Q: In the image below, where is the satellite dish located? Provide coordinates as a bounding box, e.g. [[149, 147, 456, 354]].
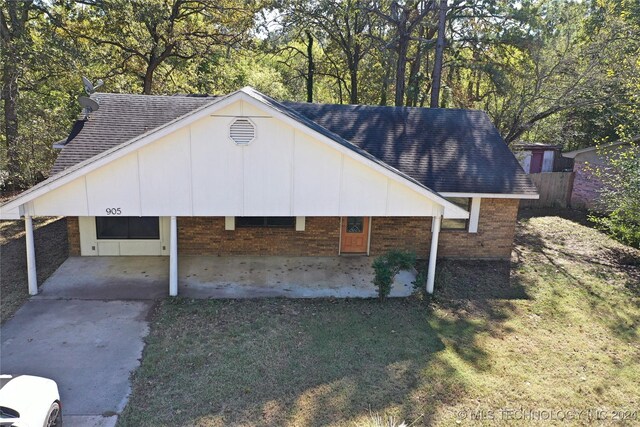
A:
[[78, 96, 99, 119], [82, 76, 104, 94]]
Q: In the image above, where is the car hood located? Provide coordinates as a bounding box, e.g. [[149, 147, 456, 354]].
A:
[[0, 375, 59, 416]]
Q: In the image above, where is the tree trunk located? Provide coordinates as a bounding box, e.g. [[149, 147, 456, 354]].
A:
[[142, 63, 156, 95], [430, 0, 447, 108], [380, 49, 394, 106], [349, 44, 360, 104], [406, 26, 426, 107], [2, 57, 21, 189], [394, 35, 410, 106], [306, 30, 314, 102]]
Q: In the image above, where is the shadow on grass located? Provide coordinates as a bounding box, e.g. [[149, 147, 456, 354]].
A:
[[118, 296, 506, 426], [0, 218, 69, 324], [515, 214, 640, 343]]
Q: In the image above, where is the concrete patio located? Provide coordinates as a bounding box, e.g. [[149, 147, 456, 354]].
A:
[[35, 256, 417, 300]]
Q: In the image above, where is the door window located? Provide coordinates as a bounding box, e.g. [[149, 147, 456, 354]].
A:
[[346, 217, 364, 233]]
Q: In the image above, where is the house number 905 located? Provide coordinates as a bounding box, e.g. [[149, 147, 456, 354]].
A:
[[106, 208, 122, 215]]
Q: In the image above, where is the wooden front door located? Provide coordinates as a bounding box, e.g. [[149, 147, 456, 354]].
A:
[[340, 217, 369, 254]]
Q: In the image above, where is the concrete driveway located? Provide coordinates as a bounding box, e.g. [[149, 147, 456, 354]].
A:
[[1, 298, 152, 426], [1, 254, 414, 426]]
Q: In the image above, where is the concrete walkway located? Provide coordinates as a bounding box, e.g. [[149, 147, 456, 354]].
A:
[[35, 255, 416, 300]]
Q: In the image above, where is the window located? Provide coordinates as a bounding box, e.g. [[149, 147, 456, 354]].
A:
[[235, 217, 295, 228], [96, 217, 160, 239], [441, 198, 470, 230], [346, 217, 364, 233]]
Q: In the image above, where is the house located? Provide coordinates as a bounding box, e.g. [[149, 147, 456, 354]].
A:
[[0, 87, 538, 297], [513, 143, 572, 174], [563, 138, 638, 209]]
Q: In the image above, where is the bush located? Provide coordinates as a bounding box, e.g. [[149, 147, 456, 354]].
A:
[[372, 250, 416, 301]]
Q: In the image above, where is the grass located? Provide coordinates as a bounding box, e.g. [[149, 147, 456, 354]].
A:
[[119, 210, 639, 426], [0, 217, 68, 323]]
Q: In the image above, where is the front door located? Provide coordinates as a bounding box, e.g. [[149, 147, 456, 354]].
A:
[[340, 217, 369, 254], [530, 151, 544, 173]]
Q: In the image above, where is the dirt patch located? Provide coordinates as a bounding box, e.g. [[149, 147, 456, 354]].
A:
[[1, 217, 69, 323]]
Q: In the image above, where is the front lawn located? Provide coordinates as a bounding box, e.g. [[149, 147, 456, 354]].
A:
[[119, 211, 639, 426], [0, 217, 69, 324]]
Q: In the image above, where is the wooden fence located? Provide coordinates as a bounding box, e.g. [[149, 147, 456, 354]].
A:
[[520, 172, 575, 208]]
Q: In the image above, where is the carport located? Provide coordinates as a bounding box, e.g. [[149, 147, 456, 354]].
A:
[[36, 255, 417, 299]]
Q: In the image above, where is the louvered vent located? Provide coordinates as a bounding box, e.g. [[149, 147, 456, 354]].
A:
[[229, 118, 255, 145]]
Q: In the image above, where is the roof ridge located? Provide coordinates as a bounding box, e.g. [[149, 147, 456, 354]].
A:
[[282, 100, 488, 114], [92, 92, 219, 99]]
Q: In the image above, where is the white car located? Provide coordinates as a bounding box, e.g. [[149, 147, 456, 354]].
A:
[[0, 375, 62, 427]]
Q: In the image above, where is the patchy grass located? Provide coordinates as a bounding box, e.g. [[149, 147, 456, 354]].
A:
[[119, 211, 639, 426], [0, 217, 69, 323]]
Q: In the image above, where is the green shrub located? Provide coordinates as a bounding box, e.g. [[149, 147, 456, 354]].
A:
[[372, 250, 416, 301], [587, 141, 640, 249]]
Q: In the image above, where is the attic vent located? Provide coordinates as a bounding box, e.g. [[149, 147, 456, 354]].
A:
[[229, 118, 255, 145]]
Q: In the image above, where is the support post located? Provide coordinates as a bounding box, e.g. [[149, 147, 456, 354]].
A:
[[426, 215, 441, 294], [25, 215, 38, 295], [169, 216, 178, 296]]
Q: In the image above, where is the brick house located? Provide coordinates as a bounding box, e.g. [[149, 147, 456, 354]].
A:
[[0, 87, 537, 296], [563, 139, 637, 209]]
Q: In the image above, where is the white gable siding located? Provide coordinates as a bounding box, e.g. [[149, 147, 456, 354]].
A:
[[138, 127, 192, 215], [31, 177, 88, 216], [292, 131, 342, 214], [24, 99, 447, 218], [85, 153, 140, 217]]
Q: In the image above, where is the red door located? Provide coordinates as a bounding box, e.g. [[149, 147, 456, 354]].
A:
[[530, 151, 544, 173], [340, 217, 369, 254]]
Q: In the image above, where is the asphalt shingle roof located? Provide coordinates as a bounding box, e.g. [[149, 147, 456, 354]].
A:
[[51, 92, 537, 195], [51, 93, 218, 174]]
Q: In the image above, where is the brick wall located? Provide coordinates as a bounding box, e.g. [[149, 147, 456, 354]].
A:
[[178, 217, 341, 256], [67, 198, 519, 259], [67, 216, 81, 256], [571, 161, 602, 209], [439, 198, 519, 259], [369, 199, 519, 260], [369, 217, 432, 256]]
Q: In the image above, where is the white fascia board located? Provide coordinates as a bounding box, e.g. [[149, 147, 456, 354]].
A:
[[439, 192, 540, 200], [0, 92, 244, 214], [237, 90, 468, 219], [0, 204, 21, 219]]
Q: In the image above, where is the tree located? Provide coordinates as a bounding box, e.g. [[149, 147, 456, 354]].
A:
[[71, 0, 256, 95], [370, 0, 436, 106], [274, 0, 375, 104], [1, 0, 38, 189]]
